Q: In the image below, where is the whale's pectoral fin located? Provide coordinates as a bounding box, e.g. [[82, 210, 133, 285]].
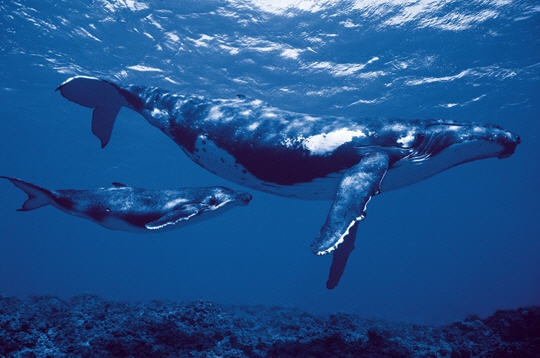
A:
[[312, 151, 389, 256], [145, 204, 203, 230], [56, 76, 134, 148], [326, 221, 359, 289]]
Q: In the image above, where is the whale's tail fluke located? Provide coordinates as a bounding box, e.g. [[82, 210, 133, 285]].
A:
[[56, 76, 141, 148], [0, 176, 53, 211]]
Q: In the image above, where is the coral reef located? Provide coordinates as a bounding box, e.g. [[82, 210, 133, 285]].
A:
[[0, 295, 538, 357]]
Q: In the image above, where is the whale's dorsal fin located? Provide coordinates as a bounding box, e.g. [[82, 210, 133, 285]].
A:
[[112, 182, 127, 188], [145, 204, 202, 230], [312, 151, 389, 256]]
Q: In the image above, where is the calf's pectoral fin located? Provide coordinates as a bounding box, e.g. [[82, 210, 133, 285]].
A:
[[145, 205, 202, 230], [312, 151, 389, 254]]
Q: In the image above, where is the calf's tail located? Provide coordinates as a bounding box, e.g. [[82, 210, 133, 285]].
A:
[[0, 176, 53, 211]]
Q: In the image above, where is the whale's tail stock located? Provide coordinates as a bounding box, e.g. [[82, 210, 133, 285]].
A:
[[56, 76, 141, 148]]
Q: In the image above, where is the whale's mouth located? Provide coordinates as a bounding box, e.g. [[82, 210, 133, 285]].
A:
[[237, 192, 253, 205]]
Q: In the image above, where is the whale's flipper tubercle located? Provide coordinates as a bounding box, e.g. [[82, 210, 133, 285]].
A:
[[312, 151, 389, 256], [56, 76, 136, 148], [0, 176, 53, 211]]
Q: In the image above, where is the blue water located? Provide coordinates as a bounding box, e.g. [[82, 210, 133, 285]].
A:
[[1, 0, 538, 325]]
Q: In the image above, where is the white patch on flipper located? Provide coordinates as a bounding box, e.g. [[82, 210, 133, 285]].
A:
[[315, 196, 369, 256], [315, 218, 359, 255], [315, 161, 387, 255], [145, 213, 194, 231]]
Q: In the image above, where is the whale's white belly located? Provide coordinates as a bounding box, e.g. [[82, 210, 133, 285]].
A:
[[189, 136, 341, 200]]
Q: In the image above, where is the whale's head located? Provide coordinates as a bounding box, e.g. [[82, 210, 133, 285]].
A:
[[182, 187, 252, 225], [203, 187, 252, 210], [417, 122, 520, 162], [488, 126, 520, 159], [382, 121, 520, 191]]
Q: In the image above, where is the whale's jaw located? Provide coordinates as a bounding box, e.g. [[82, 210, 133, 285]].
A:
[[381, 124, 520, 192]]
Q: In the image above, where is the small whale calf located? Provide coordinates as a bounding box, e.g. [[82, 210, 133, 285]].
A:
[[1, 176, 251, 232], [57, 76, 520, 288]]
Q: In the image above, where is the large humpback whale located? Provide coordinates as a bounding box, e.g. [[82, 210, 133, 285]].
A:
[[1, 176, 251, 232], [57, 76, 520, 288]]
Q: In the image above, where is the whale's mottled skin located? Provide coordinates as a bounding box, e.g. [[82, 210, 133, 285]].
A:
[[57, 76, 520, 288], [1, 176, 251, 232]]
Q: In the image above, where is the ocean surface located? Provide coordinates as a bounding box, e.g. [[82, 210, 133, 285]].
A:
[[0, 0, 538, 325]]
